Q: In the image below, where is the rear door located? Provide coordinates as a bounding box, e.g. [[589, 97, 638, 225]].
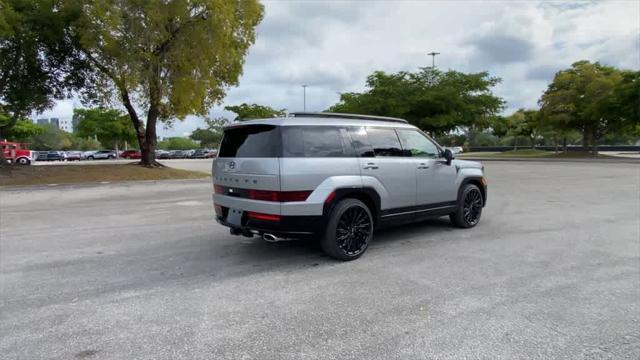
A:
[[349, 126, 417, 212]]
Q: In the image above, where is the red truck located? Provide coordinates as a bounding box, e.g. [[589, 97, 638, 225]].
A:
[[1, 140, 37, 165]]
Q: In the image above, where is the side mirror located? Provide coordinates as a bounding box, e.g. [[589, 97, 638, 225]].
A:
[[443, 148, 454, 165]]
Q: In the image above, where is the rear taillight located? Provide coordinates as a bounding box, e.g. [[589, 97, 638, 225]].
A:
[[278, 191, 313, 202], [214, 185, 312, 202], [248, 189, 280, 202], [247, 211, 281, 222]]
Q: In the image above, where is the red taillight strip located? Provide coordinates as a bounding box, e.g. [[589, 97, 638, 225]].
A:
[[247, 211, 281, 221], [214, 185, 312, 202]]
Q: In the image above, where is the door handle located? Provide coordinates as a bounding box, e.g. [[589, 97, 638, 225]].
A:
[[363, 162, 379, 170], [417, 163, 429, 169]]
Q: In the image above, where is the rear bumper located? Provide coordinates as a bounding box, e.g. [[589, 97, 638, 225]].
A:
[[215, 206, 325, 239]]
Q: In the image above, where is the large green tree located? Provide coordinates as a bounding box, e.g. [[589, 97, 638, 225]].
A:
[[29, 124, 72, 150], [329, 67, 505, 135], [68, 0, 264, 166], [74, 108, 136, 150], [539, 61, 637, 154], [225, 103, 286, 121], [0, 0, 89, 140], [504, 109, 543, 150]]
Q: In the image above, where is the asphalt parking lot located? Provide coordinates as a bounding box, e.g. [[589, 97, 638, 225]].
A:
[[1, 161, 639, 359]]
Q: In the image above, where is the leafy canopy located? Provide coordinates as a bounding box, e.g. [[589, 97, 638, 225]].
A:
[[0, 0, 89, 134], [71, 0, 264, 121], [74, 108, 136, 149], [157, 137, 200, 150], [329, 68, 505, 134], [190, 117, 227, 148], [539, 61, 638, 143], [225, 103, 286, 121]]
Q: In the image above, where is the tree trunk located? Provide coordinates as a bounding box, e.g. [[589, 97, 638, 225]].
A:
[[141, 63, 161, 167], [514, 137, 518, 151], [591, 132, 599, 155], [119, 87, 150, 165], [582, 128, 590, 153], [562, 137, 567, 153]]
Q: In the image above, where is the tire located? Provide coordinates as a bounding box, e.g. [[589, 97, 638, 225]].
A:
[[321, 198, 374, 261], [450, 183, 483, 228], [16, 157, 30, 165], [87, 156, 94, 160], [108, 155, 114, 159]]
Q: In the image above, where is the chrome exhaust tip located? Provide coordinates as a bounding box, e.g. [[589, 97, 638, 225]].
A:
[[262, 233, 280, 242]]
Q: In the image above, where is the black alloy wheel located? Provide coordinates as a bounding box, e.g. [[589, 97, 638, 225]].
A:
[[336, 206, 372, 256], [450, 183, 483, 228], [322, 198, 373, 260], [462, 187, 483, 226]]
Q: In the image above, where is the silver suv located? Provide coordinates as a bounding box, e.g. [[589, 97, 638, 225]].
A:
[[213, 113, 487, 260]]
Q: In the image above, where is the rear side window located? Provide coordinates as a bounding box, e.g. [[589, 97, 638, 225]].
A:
[[219, 125, 281, 158], [282, 126, 349, 157], [347, 127, 374, 157], [365, 128, 404, 157]]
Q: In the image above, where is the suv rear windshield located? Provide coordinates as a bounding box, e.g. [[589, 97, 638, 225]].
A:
[[219, 125, 281, 158]]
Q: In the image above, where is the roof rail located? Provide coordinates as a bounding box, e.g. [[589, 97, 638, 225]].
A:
[[289, 112, 408, 124]]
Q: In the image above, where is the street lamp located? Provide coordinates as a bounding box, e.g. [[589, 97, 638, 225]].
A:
[[427, 51, 440, 68], [301, 84, 308, 111]]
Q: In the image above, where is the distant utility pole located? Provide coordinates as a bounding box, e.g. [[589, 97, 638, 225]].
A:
[[427, 51, 440, 68], [301, 84, 308, 111]]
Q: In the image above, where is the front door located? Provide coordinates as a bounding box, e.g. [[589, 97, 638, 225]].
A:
[[396, 129, 458, 207]]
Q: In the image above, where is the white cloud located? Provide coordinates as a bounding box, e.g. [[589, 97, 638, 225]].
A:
[[35, 0, 640, 136]]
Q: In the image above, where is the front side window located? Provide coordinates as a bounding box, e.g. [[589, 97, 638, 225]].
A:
[[366, 127, 404, 157], [396, 129, 440, 158]]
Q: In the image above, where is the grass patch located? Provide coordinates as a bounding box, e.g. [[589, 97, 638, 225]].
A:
[[459, 149, 553, 158], [0, 164, 209, 187], [458, 149, 619, 159]]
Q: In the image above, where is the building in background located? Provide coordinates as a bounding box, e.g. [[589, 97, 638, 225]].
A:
[[32, 117, 73, 132]]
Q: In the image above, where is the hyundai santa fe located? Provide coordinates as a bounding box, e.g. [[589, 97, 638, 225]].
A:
[[212, 112, 487, 260]]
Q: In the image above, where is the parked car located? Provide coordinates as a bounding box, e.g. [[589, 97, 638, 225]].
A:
[[213, 112, 487, 261], [86, 150, 116, 160], [38, 151, 65, 161], [0, 141, 37, 165], [170, 150, 188, 159], [65, 151, 82, 161], [190, 149, 209, 159], [121, 150, 141, 159], [206, 149, 218, 158], [81, 151, 97, 160], [156, 150, 171, 159]]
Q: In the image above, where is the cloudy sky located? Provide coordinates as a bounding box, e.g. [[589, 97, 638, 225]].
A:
[[38, 0, 639, 137]]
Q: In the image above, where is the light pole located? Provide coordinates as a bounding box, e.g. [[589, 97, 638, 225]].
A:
[[427, 51, 440, 68], [301, 84, 308, 111]]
